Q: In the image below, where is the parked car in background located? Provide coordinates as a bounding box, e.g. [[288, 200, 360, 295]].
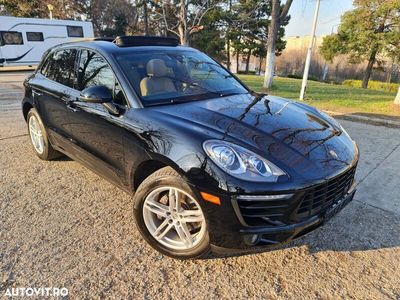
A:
[[0, 16, 93, 68], [21, 36, 359, 259]]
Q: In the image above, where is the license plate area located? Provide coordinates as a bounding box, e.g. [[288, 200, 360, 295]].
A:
[[324, 190, 355, 221]]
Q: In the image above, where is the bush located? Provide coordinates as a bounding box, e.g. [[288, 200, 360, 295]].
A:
[[287, 74, 302, 79], [287, 74, 320, 82], [343, 80, 399, 93], [237, 70, 257, 75]]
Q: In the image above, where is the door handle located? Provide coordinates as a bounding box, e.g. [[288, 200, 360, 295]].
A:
[[32, 90, 42, 98], [66, 102, 79, 112]]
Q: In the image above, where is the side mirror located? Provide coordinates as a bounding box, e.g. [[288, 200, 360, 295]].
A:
[[80, 85, 113, 103]]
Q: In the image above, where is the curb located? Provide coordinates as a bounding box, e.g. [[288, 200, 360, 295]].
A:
[[325, 110, 400, 128]]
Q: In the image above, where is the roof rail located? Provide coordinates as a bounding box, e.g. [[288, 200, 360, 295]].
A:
[[94, 37, 115, 42], [70, 37, 114, 43], [113, 36, 179, 47]]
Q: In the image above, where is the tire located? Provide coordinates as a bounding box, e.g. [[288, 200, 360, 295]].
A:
[[133, 167, 211, 259], [27, 108, 62, 160]]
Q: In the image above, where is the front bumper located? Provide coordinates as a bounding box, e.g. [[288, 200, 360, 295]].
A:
[[197, 162, 358, 253], [210, 188, 356, 254]]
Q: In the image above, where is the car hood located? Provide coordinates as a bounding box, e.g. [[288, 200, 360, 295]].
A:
[[151, 93, 359, 180]]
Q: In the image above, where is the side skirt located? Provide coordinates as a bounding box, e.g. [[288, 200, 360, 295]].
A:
[[48, 129, 132, 195]]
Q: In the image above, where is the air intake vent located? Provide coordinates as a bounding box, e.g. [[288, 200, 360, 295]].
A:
[[232, 194, 294, 226]]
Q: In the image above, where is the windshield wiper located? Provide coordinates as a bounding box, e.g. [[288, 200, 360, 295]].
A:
[[145, 90, 248, 106], [169, 91, 247, 105], [167, 76, 227, 97], [193, 61, 233, 79], [219, 91, 246, 97]]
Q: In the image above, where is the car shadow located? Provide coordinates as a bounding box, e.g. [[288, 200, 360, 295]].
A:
[[53, 155, 73, 162], [294, 199, 400, 254]]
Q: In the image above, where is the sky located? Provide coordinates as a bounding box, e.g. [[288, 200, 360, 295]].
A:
[[285, 0, 354, 37]]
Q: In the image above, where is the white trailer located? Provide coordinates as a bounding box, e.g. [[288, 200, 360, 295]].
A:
[[0, 16, 94, 68]]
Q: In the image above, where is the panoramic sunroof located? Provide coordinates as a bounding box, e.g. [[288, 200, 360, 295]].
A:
[[113, 36, 179, 47]]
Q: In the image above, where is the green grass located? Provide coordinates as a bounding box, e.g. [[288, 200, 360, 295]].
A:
[[238, 75, 400, 119]]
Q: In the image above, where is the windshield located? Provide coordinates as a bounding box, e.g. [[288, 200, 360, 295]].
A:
[[114, 49, 248, 105]]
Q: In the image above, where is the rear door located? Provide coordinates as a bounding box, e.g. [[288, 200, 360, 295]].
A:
[[64, 49, 128, 187], [29, 48, 78, 145]]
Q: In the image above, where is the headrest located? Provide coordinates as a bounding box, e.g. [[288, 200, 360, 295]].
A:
[[146, 59, 168, 77]]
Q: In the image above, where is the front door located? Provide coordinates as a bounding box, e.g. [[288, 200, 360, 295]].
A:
[[65, 49, 129, 187]]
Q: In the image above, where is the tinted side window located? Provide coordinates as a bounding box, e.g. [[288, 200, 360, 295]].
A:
[[27, 32, 44, 42], [77, 50, 115, 91], [40, 54, 52, 75], [0, 31, 23, 45], [77, 50, 127, 106], [67, 26, 83, 37], [42, 49, 77, 87]]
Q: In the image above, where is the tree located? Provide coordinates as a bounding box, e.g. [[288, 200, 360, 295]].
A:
[[320, 0, 400, 89], [139, 0, 150, 35], [0, 0, 140, 36], [263, 0, 293, 89], [253, 43, 267, 75], [238, 0, 269, 72], [76, 0, 139, 36], [225, 0, 234, 70], [191, 6, 227, 62], [156, 0, 219, 46], [229, 0, 274, 73], [0, 0, 83, 19]]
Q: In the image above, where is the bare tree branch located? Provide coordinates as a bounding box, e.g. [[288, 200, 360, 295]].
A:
[[194, 5, 214, 26], [279, 0, 293, 23], [161, 3, 179, 36]]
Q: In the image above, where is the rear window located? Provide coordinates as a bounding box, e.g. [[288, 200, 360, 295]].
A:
[[67, 26, 84, 38], [41, 49, 77, 87], [0, 31, 23, 45], [27, 32, 44, 42]]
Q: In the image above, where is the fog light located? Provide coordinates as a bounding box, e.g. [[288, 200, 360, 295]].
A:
[[244, 234, 259, 245]]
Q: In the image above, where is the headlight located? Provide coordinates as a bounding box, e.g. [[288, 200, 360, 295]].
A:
[[203, 140, 286, 182]]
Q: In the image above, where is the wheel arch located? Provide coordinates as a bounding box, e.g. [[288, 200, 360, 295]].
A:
[[22, 97, 34, 122], [132, 158, 190, 193]]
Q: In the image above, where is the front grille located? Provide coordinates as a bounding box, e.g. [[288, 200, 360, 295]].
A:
[[232, 165, 357, 227], [296, 166, 356, 220]]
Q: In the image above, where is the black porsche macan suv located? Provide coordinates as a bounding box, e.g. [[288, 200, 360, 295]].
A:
[[22, 36, 359, 259]]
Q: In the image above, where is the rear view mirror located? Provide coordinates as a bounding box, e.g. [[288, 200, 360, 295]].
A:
[[80, 85, 113, 103]]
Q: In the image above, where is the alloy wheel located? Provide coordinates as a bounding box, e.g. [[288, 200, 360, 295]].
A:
[[143, 186, 206, 251], [29, 115, 44, 154]]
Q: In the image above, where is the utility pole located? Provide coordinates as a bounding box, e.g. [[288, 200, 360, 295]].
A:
[[143, 0, 149, 36], [299, 0, 320, 100]]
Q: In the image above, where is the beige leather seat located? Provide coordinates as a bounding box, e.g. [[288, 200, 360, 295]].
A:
[[140, 59, 176, 96]]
